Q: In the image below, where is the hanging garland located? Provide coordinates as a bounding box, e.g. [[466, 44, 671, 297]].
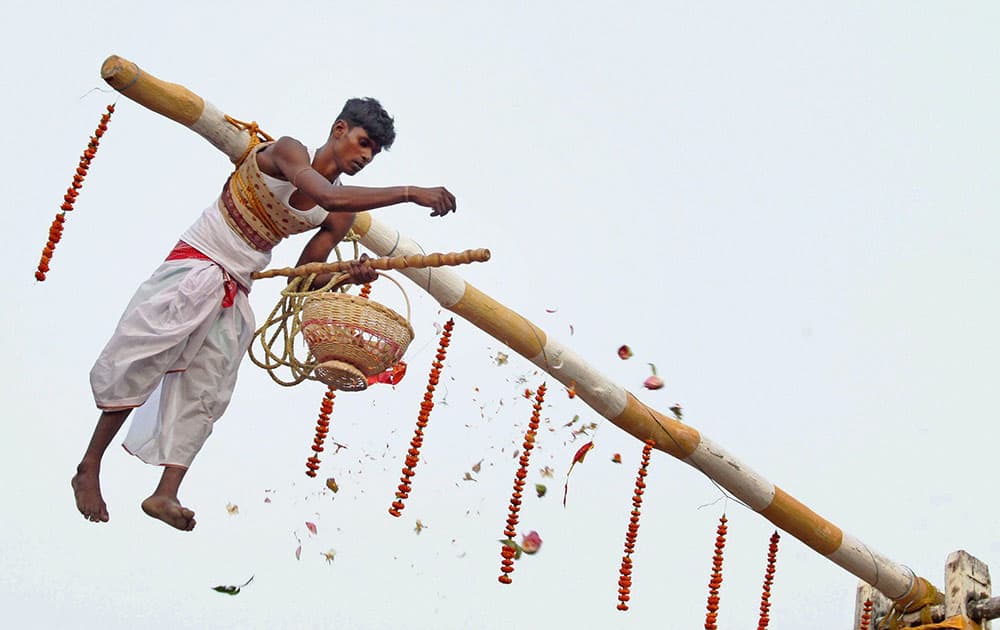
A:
[[36, 104, 114, 281]]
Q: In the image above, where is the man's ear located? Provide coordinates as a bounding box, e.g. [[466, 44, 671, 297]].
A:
[[330, 119, 348, 138]]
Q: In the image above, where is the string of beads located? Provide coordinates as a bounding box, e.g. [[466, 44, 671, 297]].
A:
[[756, 530, 781, 629], [305, 386, 336, 477], [498, 383, 547, 584], [704, 514, 728, 629], [36, 104, 114, 281], [389, 318, 454, 517], [616, 438, 655, 610]]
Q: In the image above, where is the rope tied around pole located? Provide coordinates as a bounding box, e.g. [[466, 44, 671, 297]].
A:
[[224, 114, 274, 166]]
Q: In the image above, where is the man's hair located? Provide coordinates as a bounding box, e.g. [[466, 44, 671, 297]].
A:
[[336, 97, 396, 150]]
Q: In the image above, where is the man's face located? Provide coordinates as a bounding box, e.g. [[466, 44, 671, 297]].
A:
[[332, 121, 381, 176]]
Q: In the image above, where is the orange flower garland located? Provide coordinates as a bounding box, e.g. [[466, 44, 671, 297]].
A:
[[305, 386, 336, 477], [756, 530, 781, 629], [616, 438, 655, 610], [859, 598, 873, 630], [704, 514, 728, 629], [36, 103, 114, 282], [389, 318, 454, 517], [498, 382, 547, 584]]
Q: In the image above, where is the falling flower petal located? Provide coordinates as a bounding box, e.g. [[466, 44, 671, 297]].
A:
[[494, 352, 509, 366], [644, 363, 664, 390], [415, 519, 426, 534], [322, 549, 336, 564], [520, 531, 542, 554], [535, 483, 547, 498], [325, 477, 339, 493], [563, 441, 595, 507], [226, 503, 239, 515], [306, 522, 318, 536], [572, 441, 595, 465], [295, 545, 302, 561], [566, 381, 577, 399], [462, 472, 477, 482], [540, 466, 554, 478], [471, 459, 483, 474], [670, 403, 683, 420], [545, 307, 558, 313], [618, 345, 633, 360], [612, 453, 622, 464]]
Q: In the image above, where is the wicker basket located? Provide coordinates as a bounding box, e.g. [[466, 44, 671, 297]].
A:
[[300, 285, 414, 392]]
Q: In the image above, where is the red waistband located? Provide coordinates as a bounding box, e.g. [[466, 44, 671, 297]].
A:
[[165, 241, 214, 263], [165, 241, 248, 307]]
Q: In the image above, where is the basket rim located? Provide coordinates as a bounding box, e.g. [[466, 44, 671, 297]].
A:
[[303, 292, 415, 338]]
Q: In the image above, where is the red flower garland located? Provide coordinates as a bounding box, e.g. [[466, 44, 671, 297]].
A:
[[704, 514, 728, 629], [36, 103, 114, 281], [498, 382, 547, 584], [859, 598, 873, 630], [616, 438, 655, 610], [305, 386, 336, 477], [389, 318, 454, 517], [756, 530, 781, 629]]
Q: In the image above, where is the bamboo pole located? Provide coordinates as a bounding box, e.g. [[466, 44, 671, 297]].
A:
[[251, 248, 491, 280], [98, 53, 942, 616], [102, 54, 254, 163]]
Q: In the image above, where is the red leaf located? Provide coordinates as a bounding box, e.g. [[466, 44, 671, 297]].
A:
[[572, 441, 595, 465]]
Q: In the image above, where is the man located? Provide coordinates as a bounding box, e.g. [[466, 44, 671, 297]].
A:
[[72, 97, 456, 531]]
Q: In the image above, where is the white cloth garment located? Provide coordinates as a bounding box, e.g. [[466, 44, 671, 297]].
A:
[[180, 149, 331, 289], [90, 147, 329, 468]]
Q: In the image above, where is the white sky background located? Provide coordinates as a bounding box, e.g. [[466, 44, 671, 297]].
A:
[[2, 1, 999, 628]]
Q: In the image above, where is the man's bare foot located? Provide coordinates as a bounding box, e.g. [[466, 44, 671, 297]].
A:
[[141, 495, 196, 531], [72, 466, 109, 523]]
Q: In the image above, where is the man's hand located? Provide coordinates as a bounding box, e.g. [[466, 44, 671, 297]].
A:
[[409, 186, 457, 217], [345, 254, 378, 286]]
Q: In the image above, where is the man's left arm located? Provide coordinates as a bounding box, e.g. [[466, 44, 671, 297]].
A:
[[295, 213, 377, 289]]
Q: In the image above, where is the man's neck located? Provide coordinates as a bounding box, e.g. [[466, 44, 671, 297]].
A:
[[313, 143, 343, 182]]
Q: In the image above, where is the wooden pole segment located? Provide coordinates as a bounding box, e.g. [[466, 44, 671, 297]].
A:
[[99, 53, 942, 616], [101, 54, 253, 163], [250, 248, 491, 280]]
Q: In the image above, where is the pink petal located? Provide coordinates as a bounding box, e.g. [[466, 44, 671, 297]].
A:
[[295, 545, 302, 560], [306, 522, 318, 535], [521, 530, 543, 554]]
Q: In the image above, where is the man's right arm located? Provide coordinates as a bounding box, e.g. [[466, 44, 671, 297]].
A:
[[264, 137, 457, 217]]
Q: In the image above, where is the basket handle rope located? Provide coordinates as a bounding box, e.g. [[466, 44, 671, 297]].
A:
[[250, 248, 490, 280]]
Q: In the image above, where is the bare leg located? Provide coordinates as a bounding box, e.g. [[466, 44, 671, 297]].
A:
[[73, 409, 131, 523], [141, 466, 196, 531]]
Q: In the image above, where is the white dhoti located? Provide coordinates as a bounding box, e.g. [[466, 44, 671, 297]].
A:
[[90, 258, 254, 468]]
